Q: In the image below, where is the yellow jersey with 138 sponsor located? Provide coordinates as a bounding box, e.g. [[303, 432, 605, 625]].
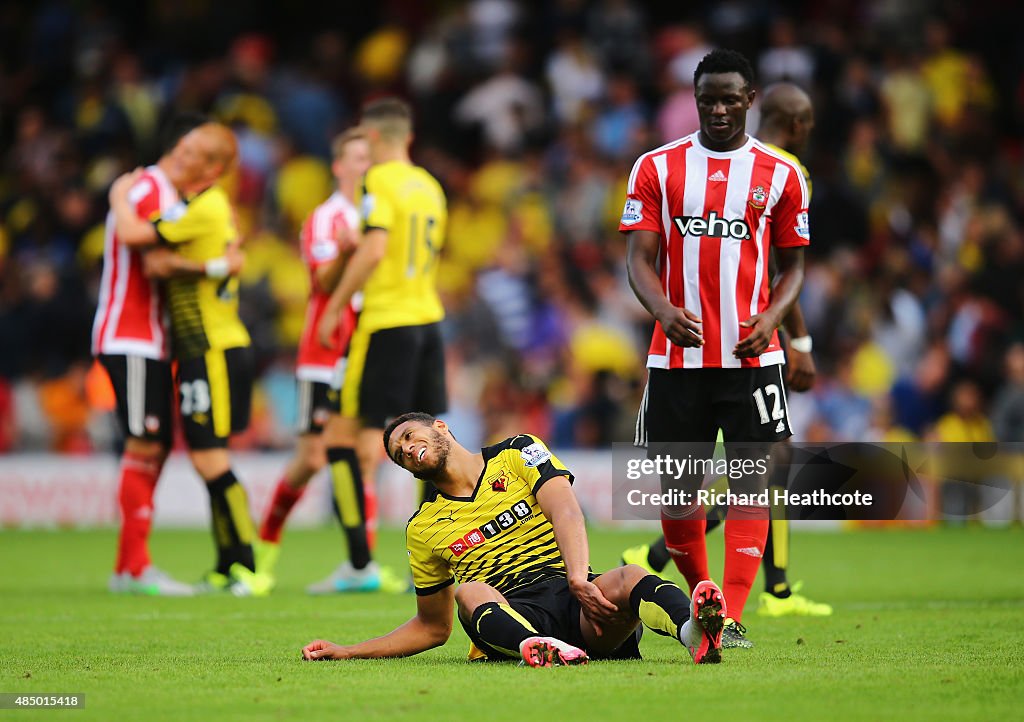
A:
[[153, 185, 250, 360], [406, 434, 577, 597], [358, 160, 447, 332]]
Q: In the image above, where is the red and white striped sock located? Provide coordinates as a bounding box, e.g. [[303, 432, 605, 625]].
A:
[[115, 452, 161, 577]]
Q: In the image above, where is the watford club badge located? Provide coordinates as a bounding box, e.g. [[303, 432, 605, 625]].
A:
[[491, 475, 507, 493], [748, 184, 767, 210]]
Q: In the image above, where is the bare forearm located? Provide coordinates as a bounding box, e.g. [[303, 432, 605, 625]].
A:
[[769, 246, 808, 337], [112, 198, 157, 247], [163, 255, 206, 278], [547, 503, 591, 584], [325, 243, 381, 316], [626, 236, 673, 321], [143, 248, 240, 281], [782, 301, 809, 339], [628, 258, 673, 320], [315, 251, 353, 294], [765, 266, 803, 327], [332, 617, 449, 660], [762, 247, 805, 328]]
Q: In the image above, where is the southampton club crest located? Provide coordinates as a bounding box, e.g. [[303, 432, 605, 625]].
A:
[[748, 185, 767, 210]]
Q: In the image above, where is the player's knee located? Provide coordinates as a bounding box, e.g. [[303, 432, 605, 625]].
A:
[[598, 565, 648, 606], [124, 437, 165, 464], [770, 439, 792, 467], [190, 448, 231, 481], [454, 581, 502, 617], [296, 442, 326, 478], [620, 564, 652, 586]]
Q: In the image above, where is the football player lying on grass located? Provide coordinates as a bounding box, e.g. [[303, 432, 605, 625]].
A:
[[302, 412, 727, 667]]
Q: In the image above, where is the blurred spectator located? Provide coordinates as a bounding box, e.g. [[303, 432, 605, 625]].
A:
[[921, 19, 995, 132], [758, 17, 815, 88], [585, 0, 649, 76], [937, 376, 991, 444], [992, 344, 1024, 442], [932, 379, 995, 519], [872, 281, 927, 377], [545, 29, 605, 125], [878, 50, 931, 156], [865, 396, 916, 443], [890, 344, 951, 436], [812, 353, 873, 440], [591, 73, 647, 160], [467, 0, 521, 70], [454, 42, 544, 155]]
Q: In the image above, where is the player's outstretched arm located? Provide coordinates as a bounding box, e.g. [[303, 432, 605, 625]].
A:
[[302, 584, 454, 660], [626, 229, 703, 348], [317, 228, 387, 347], [536, 476, 619, 636], [141, 243, 245, 281]]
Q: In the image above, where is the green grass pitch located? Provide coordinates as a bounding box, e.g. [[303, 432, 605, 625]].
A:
[[2, 525, 1022, 721]]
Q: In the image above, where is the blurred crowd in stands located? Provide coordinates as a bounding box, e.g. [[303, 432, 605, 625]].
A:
[[1, 0, 1022, 454]]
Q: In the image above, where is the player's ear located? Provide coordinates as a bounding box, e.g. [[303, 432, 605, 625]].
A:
[[434, 419, 449, 436], [747, 88, 756, 108]]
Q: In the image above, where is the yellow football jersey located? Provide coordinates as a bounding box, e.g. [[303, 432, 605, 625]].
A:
[[764, 142, 812, 200], [154, 185, 250, 360], [358, 160, 447, 332], [406, 435, 577, 597]]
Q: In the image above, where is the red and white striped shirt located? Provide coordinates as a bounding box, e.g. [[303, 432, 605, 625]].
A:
[[619, 133, 810, 369], [297, 191, 360, 384], [91, 166, 178, 360]]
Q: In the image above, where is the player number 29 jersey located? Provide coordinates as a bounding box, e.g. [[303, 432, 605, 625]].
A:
[[406, 435, 574, 597], [357, 160, 447, 332]]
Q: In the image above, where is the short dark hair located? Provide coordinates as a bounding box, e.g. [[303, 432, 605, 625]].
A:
[[693, 49, 755, 89], [383, 412, 437, 461]]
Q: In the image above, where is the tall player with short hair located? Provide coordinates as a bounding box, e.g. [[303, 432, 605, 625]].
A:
[[96, 114, 239, 596], [313, 98, 448, 593], [621, 50, 809, 648], [110, 122, 268, 596], [621, 82, 831, 623], [254, 128, 402, 593], [301, 413, 727, 666]]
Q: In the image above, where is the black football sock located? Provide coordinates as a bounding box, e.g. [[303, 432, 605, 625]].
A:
[[764, 443, 793, 596], [469, 602, 539, 659], [206, 470, 256, 574], [704, 510, 724, 534], [629, 574, 691, 638], [327, 446, 371, 570], [763, 506, 790, 597], [647, 536, 671, 573]]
